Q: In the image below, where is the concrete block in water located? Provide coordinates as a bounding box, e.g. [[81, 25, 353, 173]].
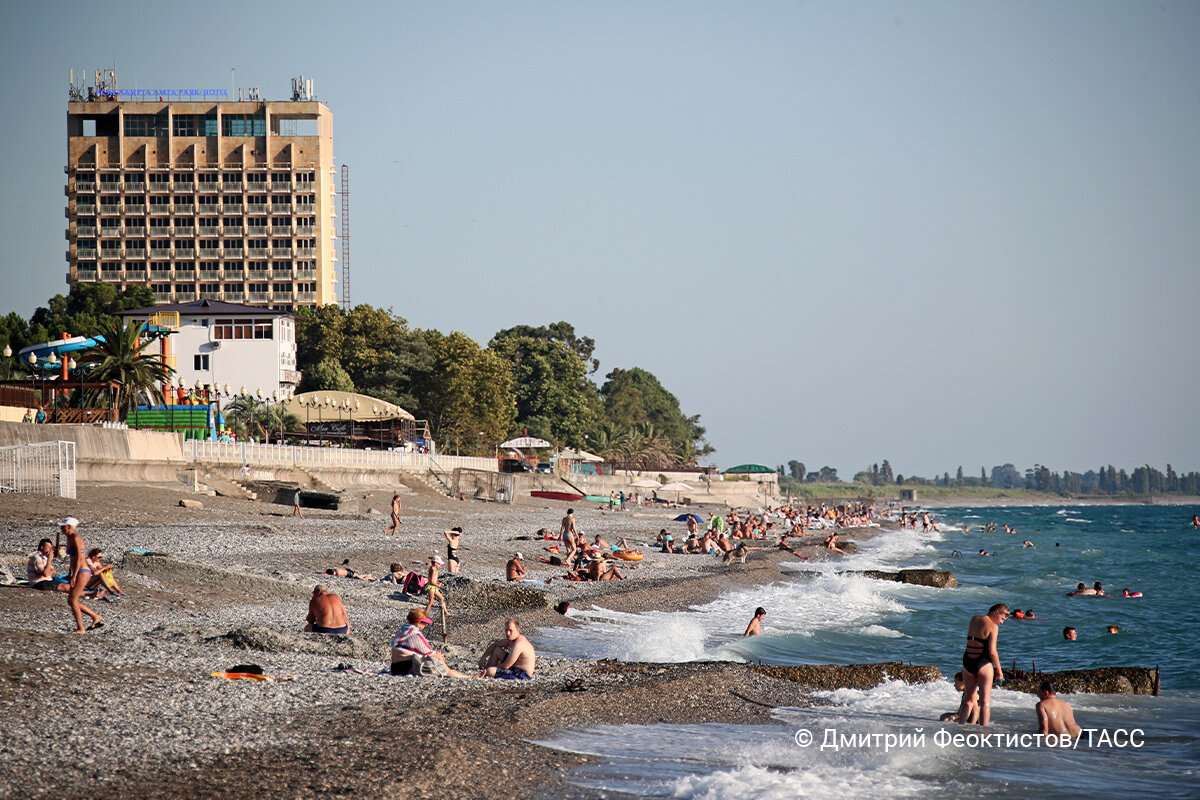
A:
[[748, 662, 944, 690]]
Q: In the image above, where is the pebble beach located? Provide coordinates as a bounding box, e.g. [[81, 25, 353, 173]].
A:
[[0, 482, 878, 799]]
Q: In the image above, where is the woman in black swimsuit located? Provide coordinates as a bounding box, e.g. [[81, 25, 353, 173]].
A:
[[955, 603, 1009, 726], [442, 527, 462, 575]]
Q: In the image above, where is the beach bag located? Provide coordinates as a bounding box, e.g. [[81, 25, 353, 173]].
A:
[[416, 654, 448, 677], [402, 572, 427, 595]]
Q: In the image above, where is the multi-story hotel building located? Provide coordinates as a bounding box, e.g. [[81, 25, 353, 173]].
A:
[[65, 85, 337, 310]]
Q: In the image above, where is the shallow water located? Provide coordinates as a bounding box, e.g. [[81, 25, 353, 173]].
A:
[[531, 505, 1200, 799]]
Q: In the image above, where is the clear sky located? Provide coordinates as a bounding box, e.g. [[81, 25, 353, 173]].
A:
[[2, 1, 1197, 477]]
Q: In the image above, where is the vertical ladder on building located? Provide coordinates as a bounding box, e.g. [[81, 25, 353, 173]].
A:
[[340, 164, 350, 311]]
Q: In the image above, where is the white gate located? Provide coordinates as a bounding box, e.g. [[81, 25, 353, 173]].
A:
[[0, 440, 77, 499]]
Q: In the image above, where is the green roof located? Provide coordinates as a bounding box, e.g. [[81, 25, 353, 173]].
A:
[[722, 463, 775, 474]]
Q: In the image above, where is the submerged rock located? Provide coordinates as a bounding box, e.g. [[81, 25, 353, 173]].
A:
[[1001, 666, 1157, 695], [848, 569, 957, 588], [748, 662, 944, 690]]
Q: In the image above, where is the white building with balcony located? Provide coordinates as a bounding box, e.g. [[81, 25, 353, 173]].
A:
[[117, 299, 300, 396]]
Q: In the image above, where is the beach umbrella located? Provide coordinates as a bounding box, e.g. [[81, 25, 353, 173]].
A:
[[674, 513, 703, 524], [658, 482, 694, 503]]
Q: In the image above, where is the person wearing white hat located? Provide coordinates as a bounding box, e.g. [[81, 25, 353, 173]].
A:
[[424, 554, 448, 618], [56, 517, 103, 633], [506, 552, 527, 582]]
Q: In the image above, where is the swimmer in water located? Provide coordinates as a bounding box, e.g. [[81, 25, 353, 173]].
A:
[[1022, 540, 1034, 548], [1121, 588, 1142, 597]]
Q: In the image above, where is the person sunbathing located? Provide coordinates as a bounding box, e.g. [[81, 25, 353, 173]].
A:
[[587, 556, 625, 581]]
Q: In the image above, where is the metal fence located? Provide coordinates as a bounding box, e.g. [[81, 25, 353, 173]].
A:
[[188, 440, 497, 473], [0, 440, 77, 499]]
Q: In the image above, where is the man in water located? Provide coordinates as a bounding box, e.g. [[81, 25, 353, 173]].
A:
[[1107, 624, 1119, 634], [1063, 626, 1077, 641], [744, 607, 766, 636], [1066, 582, 1096, 597], [479, 618, 536, 679], [305, 585, 349, 634], [1035, 681, 1081, 738]]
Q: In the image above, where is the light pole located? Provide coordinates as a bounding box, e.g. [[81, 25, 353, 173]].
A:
[[47, 352, 59, 422], [272, 389, 282, 443], [69, 358, 78, 421], [27, 353, 38, 415], [2, 344, 11, 381]]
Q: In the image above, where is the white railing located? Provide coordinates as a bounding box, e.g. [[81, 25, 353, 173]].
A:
[[0, 441, 77, 499], [188, 440, 496, 473]]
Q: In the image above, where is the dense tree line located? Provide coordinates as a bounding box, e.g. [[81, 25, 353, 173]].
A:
[[293, 309, 710, 463], [777, 454, 1200, 496]]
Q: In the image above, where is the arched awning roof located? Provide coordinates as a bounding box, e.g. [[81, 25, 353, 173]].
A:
[[283, 391, 414, 422]]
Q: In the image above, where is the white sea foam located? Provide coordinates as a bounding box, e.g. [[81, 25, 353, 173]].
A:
[[534, 572, 913, 662]]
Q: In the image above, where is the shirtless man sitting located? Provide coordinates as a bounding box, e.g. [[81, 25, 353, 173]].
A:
[[305, 585, 350, 634], [1035, 681, 1081, 739], [478, 618, 537, 679]]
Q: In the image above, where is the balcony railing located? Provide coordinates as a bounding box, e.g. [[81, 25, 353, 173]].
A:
[[296, 291, 316, 302], [125, 183, 146, 193], [296, 269, 316, 278], [173, 183, 195, 192], [125, 205, 145, 215], [77, 248, 98, 259], [222, 183, 243, 192], [247, 248, 268, 257], [248, 292, 269, 302], [98, 182, 121, 193], [294, 203, 314, 213], [100, 270, 124, 281], [224, 270, 244, 279], [98, 204, 122, 216], [224, 291, 246, 301], [247, 225, 268, 234], [76, 226, 97, 237], [295, 226, 315, 236], [198, 248, 221, 258], [148, 204, 170, 214], [295, 247, 315, 257], [247, 270, 270, 279], [77, 270, 98, 281], [199, 291, 222, 300]]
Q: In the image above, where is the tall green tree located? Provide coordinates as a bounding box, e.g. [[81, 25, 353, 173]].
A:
[[491, 322, 599, 374], [598, 367, 711, 463], [421, 331, 516, 454], [78, 320, 174, 416], [488, 332, 597, 446]]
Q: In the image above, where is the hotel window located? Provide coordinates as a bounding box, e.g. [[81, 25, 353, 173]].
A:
[[214, 318, 253, 339], [200, 261, 220, 275], [297, 282, 316, 293], [247, 282, 269, 294], [197, 172, 218, 185], [125, 217, 145, 232], [200, 283, 220, 294], [149, 216, 170, 229], [124, 114, 166, 137], [224, 283, 243, 294], [152, 282, 172, 295], [272, 239, 290, 251], [150, 239, 171, 252], [193, 354, 210, 371], [126, 240, 145, 254], [199, 195, 219, 209], [273, 282, 293, 295], [254, 320, 273, 339], [272, 260, 292, 274], [272, 216, 291, 228], [173, 115, 199, 137], [246, 172, 267, 185], [101, 241, 121, 254], [149, 172, 170, 187], [221, 114, 266, 137]]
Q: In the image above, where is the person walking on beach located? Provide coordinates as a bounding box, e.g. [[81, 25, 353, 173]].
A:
[[292, 488, 304, 518], [1035, 681, 1081, 739], [56, 518, 103, 633], [744, 607, 766, 636], [384, 494, 402, 536], [561, 508, 579, 561], [956, 603, 1009, 726], [424, 555, 449, 618]]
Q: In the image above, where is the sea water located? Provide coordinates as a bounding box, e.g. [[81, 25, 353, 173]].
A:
[[531, 506, 1200, 799]]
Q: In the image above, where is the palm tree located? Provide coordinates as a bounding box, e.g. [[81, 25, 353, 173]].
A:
[[79, 320, 174, 418], [225, 396, 300, 443]]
